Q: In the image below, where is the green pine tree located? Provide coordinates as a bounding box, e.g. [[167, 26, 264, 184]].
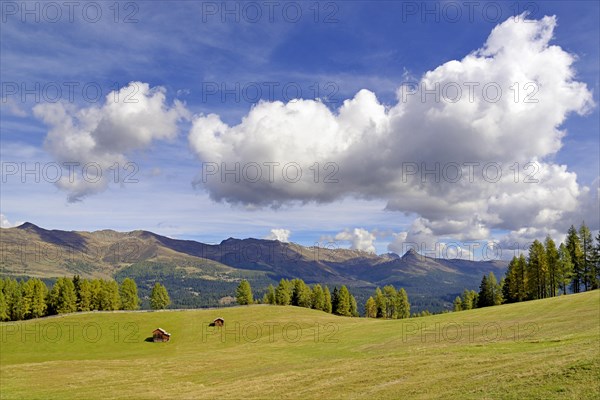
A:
[[477, 275, 492, 307], [331, 287, 339, 313], [502, 257, 517, 303], [335, 286, 351, 316]]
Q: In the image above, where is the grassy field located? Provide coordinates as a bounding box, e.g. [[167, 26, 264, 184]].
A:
[[1, 291, 599, 399]]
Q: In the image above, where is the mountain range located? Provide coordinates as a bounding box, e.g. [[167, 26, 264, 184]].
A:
[[0, 222, 508, 312]]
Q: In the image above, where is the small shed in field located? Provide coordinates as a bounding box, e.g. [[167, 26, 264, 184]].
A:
[[213, 317, 224, 327], [152, 328, 171, 342]]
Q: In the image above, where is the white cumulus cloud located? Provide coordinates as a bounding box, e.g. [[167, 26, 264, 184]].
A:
[[335, 228, 377, 253], [188, 15, 596, 243], [265, 228, 291, 242], [33, 82, 188, 201]]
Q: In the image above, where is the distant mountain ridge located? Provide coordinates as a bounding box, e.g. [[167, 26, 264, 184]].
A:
[[0, 222, 508, 311]]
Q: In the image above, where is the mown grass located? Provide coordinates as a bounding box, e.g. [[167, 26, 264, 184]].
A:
[[1, 290, 599, 399]]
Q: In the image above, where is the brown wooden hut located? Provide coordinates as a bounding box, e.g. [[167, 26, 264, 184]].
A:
[[152, 328, 171, 342]]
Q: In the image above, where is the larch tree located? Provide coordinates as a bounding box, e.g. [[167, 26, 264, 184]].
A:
[[557, 243, 573, 295], [264, 284, 276, 305], [24, 278, 47, 319], [516, 254, 528, 301], [90, 279, 103, 310], [275, 279, 291, 306], [311, 284, 325, 311], [291, 279, 312, 308], [77, 279, 92, 311], [374, 287, 386, 318], [497, 277, 506, 305], [96, 279, 113, 311], [453, 296, 463, 312], [48, 277, 77, 315], [21, 280, 33, 319], [566, 225, 583, 293], [579, 223, 594, 291], [323, 286, 333, 313], [545, 235, 559, 297], [3, 278, 24, 321], [150, 283, 171, 310], [527, 240, 548, 299], [235, 280, 253, 305], [0, 289, 7, 321], [488, 272, 503, 305], [383, 285, 398, 319], [349, 294, 359, 317], [365, 296, 377, 318], [104, 280, 121, 311], [594, 232, 600, 289], [461, 289, 477, 310], [397, 288, 410, 319], [120, 278, 140, 310], [503, 256, 518, 303]]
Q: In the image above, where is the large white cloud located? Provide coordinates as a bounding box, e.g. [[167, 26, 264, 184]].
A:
[[33, 82, 188, 201], [265, 228, 291, 242], [334, 228, 377, 253], [188, 15, 596, 243]]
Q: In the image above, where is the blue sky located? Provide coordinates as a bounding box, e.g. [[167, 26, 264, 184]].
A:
[[1, 1, 598, 259]]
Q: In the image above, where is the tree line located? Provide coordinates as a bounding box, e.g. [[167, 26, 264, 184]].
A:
[[237, 279, 412, 318], [364, 286, 410, 319], [502, 222, 599, 304], [236, 278, 361, 317], [0, 276, 171, 321], [454, 222, 600, 311]]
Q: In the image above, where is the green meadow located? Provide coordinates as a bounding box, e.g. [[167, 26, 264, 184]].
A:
[[1, 290, 599, 399]]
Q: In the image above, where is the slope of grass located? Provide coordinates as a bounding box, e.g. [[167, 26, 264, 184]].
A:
[[1, 291, 599, 399]]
